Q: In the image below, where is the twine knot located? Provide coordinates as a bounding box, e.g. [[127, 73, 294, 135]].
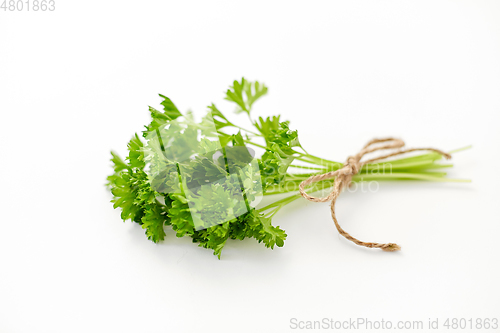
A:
[[345, 156, 362, 175], [299, 137, 451, 252]]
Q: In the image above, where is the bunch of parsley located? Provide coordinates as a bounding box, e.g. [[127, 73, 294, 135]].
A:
[[107, 78, 468, 258]]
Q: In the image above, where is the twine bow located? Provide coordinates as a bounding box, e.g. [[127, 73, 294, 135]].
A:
[[299, 138, 451, 252]]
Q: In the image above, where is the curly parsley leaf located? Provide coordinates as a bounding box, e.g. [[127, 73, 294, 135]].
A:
[[141, 203, 167, 243]]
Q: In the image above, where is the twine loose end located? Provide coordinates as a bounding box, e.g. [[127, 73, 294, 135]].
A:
[[381, 243, 401, 252]]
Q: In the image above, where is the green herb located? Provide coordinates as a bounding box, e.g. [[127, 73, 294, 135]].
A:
[[107, 78, 469, 258]]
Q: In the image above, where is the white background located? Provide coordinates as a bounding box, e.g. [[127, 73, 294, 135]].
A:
[[1, 1, 499, 332]]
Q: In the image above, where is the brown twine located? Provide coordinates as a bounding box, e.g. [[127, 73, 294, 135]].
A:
[[299, 138, 452, 252]]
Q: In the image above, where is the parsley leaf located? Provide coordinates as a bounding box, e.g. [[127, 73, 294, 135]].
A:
[[225, 78, 268, 115]]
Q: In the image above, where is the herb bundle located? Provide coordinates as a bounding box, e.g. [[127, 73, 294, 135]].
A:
[[107, 78, 468, 258]]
